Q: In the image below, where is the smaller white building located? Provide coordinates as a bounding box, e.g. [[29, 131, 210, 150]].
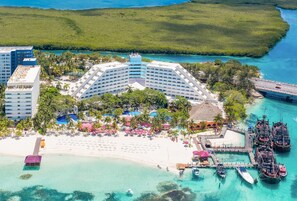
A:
[[5, 65, 41, 121]]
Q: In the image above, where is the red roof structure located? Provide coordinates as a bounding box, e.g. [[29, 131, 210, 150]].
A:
[[24, 155, 42, 166]]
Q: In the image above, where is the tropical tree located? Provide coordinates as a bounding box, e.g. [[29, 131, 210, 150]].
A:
[[156, 108, 169, 124], [113, 108, 123, 121], [112, 119, 118, 131], [63, 83, 70, 91], [104, 116, 112, 125], [151, 117, 162, 133], [130, 117, 138, 130], [214, 114, 224, 128]]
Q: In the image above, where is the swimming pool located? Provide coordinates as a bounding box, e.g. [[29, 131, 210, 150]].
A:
[[56, 114, 78, 125], [122, 110, 141, 116], [149, 111, 157, 117]]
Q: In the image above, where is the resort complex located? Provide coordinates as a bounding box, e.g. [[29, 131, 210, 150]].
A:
[[70, 54, 217, 102], [0, 46, 35, 84], [5, 65, 41, 121]]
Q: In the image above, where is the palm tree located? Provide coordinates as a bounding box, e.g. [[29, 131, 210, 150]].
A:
[[112, 119, 118, 131], [151, 117, 162, 133], [188, 119, 196, 133], [181, 130, 187, 140], [121, 116, 127, 126], [113, 108, 123, 121], [214, 114, 224, 129], [104, 116, 112, 126], [130, 117, 138, 130], [63, 83, 70, 91]]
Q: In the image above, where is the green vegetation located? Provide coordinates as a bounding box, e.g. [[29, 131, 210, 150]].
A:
[[183, 60, 259, 121], [33, 86, 76, 134], [0, 85, 5, 116], [192, 0, 297, 9], [35, 51, 127, 80], [0, 3, 288, 57]]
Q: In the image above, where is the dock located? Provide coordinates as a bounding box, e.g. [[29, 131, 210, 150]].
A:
[[33, 137, 41, 155], [189, 127, 258, 169]]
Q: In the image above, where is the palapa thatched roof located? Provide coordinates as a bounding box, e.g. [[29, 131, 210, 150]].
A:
[[190, 102, 222, 122]]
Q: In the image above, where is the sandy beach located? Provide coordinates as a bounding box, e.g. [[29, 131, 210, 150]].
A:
[[0, 133, 195, 173]]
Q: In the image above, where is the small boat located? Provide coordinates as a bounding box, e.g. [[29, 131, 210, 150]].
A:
[[236, 167, 254, 185], [192, 167, 200, 178], [279, 164, 287, 178], [126, 189, 133, 196], [216, 163, 226, 179]]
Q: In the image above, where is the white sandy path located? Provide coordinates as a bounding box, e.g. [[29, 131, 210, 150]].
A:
[[0, 133, 195, 173], [209, 130, 245, 147]]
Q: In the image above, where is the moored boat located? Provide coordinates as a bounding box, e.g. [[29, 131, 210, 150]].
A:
[[216, 163, 226, 179], [254, 115, 272, 146], [236, 167, 254, 185], [272, 122, 291, 152], [256, 146, 281, 184], [279, 164, 287, 178], [192, 167, 200, 178]]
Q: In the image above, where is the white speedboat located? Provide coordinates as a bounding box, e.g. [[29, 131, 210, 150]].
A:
[[236, 167, 254, 185], [126, 189, 133, 196]]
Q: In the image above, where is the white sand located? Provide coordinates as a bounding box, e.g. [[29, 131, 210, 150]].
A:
[[209, 130, 245, 147], [0, 133, 195, 173]]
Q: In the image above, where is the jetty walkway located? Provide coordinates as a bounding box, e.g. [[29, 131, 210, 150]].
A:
[[33, 137, 42, 155], [192, 127, 258, 168]]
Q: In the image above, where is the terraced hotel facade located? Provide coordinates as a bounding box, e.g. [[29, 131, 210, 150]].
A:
[[71, 54, 216, 102]]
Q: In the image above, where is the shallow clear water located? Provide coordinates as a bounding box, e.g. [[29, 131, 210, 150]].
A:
[[0, 0, 187, 10]]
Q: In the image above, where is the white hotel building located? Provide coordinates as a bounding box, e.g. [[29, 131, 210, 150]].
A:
[[71, 54, 216, 102], [5, 66, 41, 121]]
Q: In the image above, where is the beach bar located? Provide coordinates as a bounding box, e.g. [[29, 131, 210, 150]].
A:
[[24, 155, 42, 166]]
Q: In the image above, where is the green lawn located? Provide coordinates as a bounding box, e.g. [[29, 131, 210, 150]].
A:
[[0, 3, 288, 57]]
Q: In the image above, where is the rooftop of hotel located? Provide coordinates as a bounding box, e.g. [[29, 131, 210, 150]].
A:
[[8, 65, 40, 84], [147, 60, 180, 70], [0, 46, 33, 53]]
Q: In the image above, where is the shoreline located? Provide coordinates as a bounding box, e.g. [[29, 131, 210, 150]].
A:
[[0, 134, 196, 174]]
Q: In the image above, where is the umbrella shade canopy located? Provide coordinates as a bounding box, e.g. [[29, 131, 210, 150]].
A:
[[25, 155, 42, 164], [197, 150, 209, 158]]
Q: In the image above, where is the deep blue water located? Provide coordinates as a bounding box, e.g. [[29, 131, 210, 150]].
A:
[[0, 0, 188, 10]]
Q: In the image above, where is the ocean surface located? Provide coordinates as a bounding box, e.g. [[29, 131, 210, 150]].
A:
[[0, 0, 187, 10], [1, 7, 297, 201]]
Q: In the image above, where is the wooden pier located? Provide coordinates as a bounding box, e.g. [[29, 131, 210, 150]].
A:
[[190, 128, 258, 169], [33, 137, 42, 155]]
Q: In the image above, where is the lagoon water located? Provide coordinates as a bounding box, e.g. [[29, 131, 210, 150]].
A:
[[0, 0, 187, 10], [1, 7, 297, 201]]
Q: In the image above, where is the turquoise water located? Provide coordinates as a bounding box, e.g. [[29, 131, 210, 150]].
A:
[[0, 0, 187, 10], [149, 111, 157, 117], [56, 114, 78, 125], [216, 153, 251, 163]]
